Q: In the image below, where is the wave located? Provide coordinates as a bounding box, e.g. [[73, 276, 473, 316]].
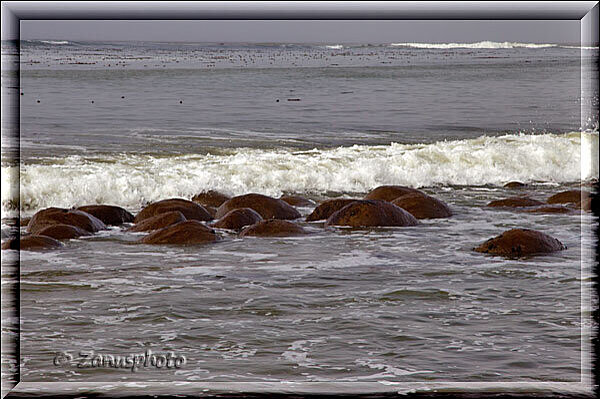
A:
[[39, 40, 70, 45], [324, 45, 344, 50], [390, 41, 557, 49], [2, 132, 597, 215]]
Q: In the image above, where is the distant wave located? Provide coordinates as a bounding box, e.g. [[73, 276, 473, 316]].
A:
[[325, 44, 344, 50], [3, 132, 596, 215], [39, 40, 70, 45], [390, 41, 557, 49]]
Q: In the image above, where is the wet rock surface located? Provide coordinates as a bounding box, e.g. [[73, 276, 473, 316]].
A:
[[140, 220, 219, 245], [128, 211, 187, 232], [391, 193, 452, 219], [76, 204, 134, 226], [474, 228, 566, 258], [216, 193, 301, 220], [135, 199, 213, 223], [306, 199, 358, 222], [326, 200, 419, 228], [212, 208, 263, 230], [239, 219, 308, 237]]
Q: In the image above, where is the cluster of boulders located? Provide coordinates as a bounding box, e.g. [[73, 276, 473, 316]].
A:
[[2, 184, 594, 259]]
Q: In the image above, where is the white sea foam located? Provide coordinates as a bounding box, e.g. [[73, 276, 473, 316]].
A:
[[39, 40, 70, 45], [2, 132, 596, 215], [324, 44, 344, 50], [390, 41, 557, 49]]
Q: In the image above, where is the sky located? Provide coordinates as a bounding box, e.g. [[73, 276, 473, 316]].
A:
[[20, 20, 580, 44]]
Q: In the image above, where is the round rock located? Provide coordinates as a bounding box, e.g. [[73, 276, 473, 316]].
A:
[[135, 199, 213, 223], [212, 208, 263, 230], [279, 195, 315, 207], [216, 193, 301, 220], [326, 200, 418, 228], [364, 185, 423, 202], [140, 220, 218, 245], [28, 208, 106, 235], [239, 219, 307, 237], [306, 199, 358, 222], [392, 193, 452, 219], [192, 190, 231, 208], [547, 190, 590, 205], [128, 211, 186, 232], [77, 205, 134, 226], [474, 228, 566, 258], [36, 224, 91, 240], [503, 181, 527, 189], [487, 197, 544, 208], [2, 235, 64, 251]]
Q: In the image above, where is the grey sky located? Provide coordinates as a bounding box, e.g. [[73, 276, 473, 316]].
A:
[[20, 20, 580, 44]]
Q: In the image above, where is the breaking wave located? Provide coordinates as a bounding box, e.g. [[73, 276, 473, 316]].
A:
[[390, 41, 558, 49], [2, 132, 597, 215]]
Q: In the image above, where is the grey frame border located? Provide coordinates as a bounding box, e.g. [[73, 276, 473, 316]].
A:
[[1, 1, 598, 398]]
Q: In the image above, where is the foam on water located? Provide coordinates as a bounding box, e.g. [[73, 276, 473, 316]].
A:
[[390, 41, 558, 49], [2, 132, 596, 215]]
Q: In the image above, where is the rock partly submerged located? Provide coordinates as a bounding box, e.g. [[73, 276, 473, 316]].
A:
[[212, 208, 263, 231], [76, 205, 134, 226], [487, 197, 544, 208], [27, 208, 106, 235], [2, 235, 64, 251], [135, 199, 213, 223], [140, 220, 219, 245], [279, 195, 315, 207], [503, 181, 527, 189], [216, 193, 301, 220], [474, 228, 566, 258], [305, 198, 358, 222], [191, 190, 231, 208], [364, 185, 423, 202], [239, 219, 307, 237], [547, 190, 591, 206], [520, 205, 574, 214], [128, 211, 186, 232], [326, 200, 418, 228], [391, 192, 452, 219], [36, 224, 92, 240]]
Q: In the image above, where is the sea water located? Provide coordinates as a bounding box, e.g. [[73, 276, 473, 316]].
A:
[[1, 40, 598, 391]]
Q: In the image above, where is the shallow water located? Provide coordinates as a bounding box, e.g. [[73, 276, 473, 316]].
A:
[[1, 40, 598, 388]]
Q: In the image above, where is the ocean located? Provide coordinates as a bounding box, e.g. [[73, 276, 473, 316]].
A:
[[1, 39, 598, 394]]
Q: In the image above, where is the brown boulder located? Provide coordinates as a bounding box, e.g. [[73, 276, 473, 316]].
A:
[[128, 211, 186, 232], [204, 206, 217, 218], [140, 220, 218, 245], [547, 190, 590, 205], [279, 195, 315, 207], [76, 205, 134, 225], [474, 228, 566, 258], [191, 190, 231, 208], [326, 200, 418, 228], [28, 208, 106, 235], [239, 219, 307, 237], [212, 208, 263, 230], [135, 198, 213, 223], [20, 217, 31, 227], [487, 197, 544, 208], [576, 197, 593, 212], [364, 185, 423, 202], [216, 193, 301, 220], [391, 193, 452, 219], [503, 181, 527, 189], [36, 224, 91, 240], [305, 199, 358, 222], [2, 235, 64, 251], [521, 205, 574, 214]]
